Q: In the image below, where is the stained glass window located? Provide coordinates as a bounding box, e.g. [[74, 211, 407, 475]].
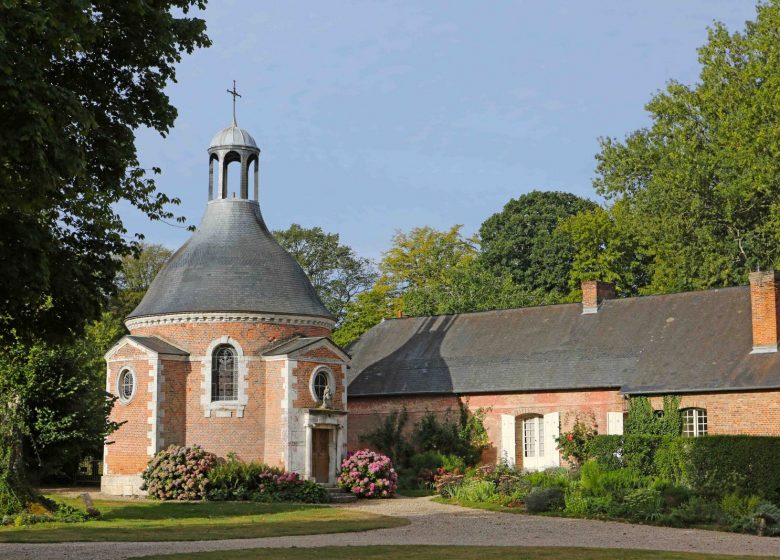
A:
[[212, 345, 237, 401]]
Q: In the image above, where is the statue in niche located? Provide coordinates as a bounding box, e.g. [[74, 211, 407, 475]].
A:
[[321, 383, 333, 409]]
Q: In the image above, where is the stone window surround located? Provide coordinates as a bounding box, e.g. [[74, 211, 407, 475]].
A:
[[116, 366, 137, 405], [309, 365, 335, 404], [201, 336, 249, 418]]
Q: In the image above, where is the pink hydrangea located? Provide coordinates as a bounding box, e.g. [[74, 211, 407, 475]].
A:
[[337, 449, 398, 499]]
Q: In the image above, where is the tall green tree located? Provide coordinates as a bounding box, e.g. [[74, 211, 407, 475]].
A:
[[557, 202, 651, 297], [112, 243, 173, 320], [274, 224, 377, 321], [590, 0, 780, 293], [334, 225, 536, 345], [0, 0, 210, 342], [479, 191, 597, 297]]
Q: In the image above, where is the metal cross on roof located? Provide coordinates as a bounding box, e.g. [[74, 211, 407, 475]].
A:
[[226, 80, 242, 126]]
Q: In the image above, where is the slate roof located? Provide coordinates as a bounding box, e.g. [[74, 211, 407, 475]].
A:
[[263, 337, 328, 356], [126, 335, 188, 356], [347, 286, 780, 397], [128, 199, 333, 321], [262, 336, 349, 360]]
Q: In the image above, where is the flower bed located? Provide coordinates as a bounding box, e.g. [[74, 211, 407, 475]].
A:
[[141, 446, 327, 503]]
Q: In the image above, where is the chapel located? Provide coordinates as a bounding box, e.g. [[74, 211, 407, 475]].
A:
[[102, 114, 348, 496]]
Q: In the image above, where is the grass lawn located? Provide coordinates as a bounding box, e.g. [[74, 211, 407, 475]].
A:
[[141, 545, 778, 560], [433, 496, 520, 513], [0, 495, 407, 543]]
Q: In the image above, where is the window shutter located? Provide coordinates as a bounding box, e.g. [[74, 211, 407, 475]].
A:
[[543, 412, 560, 468], [607, 412, 624, 435], [500, 414, 516, 468]]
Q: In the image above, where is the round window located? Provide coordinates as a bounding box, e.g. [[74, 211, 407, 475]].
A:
[[312, 370, 330, 402], [118, 369, 135, 403]]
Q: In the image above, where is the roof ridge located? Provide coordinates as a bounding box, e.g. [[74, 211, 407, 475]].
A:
[[384, 284, 750, 322]]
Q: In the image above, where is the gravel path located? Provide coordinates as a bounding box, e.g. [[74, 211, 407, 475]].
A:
[[2, 496, 780, 559]]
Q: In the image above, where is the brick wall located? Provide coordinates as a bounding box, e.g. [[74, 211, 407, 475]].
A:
[[106, 345, 154, 475], [292, 360, 346, 410], [107, 320, 344, 474], [348, 389, 780, 467], [132, 321, 330, 356], [159, 358, 188, 449], [647, 391, 780, 435], [183, 356, 268, 461], [347, 394, 460, 451], [348, 390, 625, 464], [464, 390, 625, 464]]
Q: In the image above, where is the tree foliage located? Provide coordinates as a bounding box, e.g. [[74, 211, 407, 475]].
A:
[[333, 223, 558, 346], [0, 0, 210, 342], [274, 224, 377, 321], [479, 191, 597, 296], [382, 225, 532, 317], [557, 202, 651, 297], [111, 243, 173, 319], [572, 1, 780, 294]]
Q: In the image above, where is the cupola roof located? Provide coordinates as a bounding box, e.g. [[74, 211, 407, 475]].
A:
[[127, 199, 333, 322], [208, 125, 258, 150]]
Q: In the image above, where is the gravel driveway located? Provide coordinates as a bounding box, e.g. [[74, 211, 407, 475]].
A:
[[2, 496, 779, 559]]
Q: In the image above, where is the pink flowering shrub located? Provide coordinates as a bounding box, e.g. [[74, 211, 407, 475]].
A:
[[141, 445, 218, 500], [337, 449, 398, 498]]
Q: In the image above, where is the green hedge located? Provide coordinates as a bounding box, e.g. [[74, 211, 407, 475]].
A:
[[679, 436, 780, 502], [586, 435, 780, 502]]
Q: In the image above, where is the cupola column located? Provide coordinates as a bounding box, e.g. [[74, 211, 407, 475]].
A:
[[240, 155, 249, 199]]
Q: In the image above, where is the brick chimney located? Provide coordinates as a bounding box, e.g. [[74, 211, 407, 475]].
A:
[[582, 280, 615, 314], [749, 270, 780, 353]]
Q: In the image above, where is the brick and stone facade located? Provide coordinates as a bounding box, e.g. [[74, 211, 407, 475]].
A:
[[347, 274, 780, 469]]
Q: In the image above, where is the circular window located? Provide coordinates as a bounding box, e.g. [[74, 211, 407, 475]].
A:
[[118, 369, 136, 403], [312, 369, 330, 402]]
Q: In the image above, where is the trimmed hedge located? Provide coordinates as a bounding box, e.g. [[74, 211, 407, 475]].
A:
[[586, 434, 780, 502], [676, 436, 780, 502]]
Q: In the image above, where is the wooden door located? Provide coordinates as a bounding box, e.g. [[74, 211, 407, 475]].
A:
[[312, 429, 331, 483]]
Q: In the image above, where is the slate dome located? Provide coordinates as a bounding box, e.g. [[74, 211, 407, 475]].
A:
[[128, 199, 333, 321]]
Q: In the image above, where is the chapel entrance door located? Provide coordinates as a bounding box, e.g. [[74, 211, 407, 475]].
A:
[[312, 429, 331, 483]]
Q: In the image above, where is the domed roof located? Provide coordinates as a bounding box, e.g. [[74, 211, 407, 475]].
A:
[[127, 199, 333, 321], [209, 124, 258, 150]]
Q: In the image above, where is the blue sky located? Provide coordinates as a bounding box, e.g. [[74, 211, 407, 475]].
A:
[[128, 1, 757, 261]]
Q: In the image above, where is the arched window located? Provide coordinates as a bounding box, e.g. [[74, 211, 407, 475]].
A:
[[221, 150, 241, 198], [211, 344, 237, 401], [246, 154, 259, 201], [682, 408, 707, 437], [118, 368, 136, 404]]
